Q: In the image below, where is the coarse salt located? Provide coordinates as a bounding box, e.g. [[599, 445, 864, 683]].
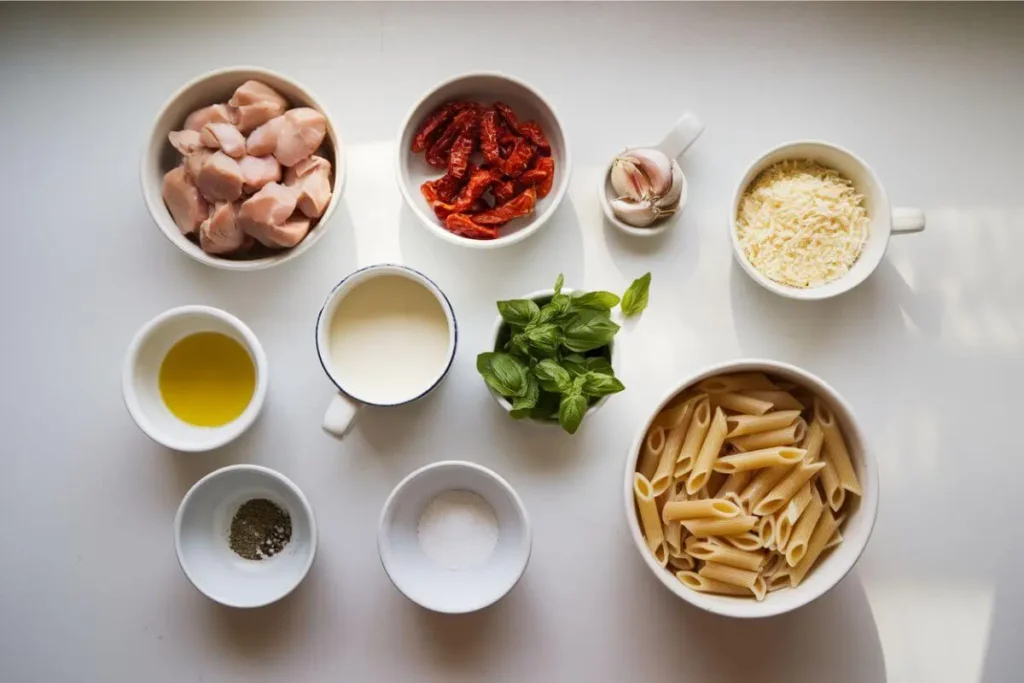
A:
[[417, 490, 499, 570]]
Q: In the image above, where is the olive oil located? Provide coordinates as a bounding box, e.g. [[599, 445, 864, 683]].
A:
[[159, 332, 255, 427]]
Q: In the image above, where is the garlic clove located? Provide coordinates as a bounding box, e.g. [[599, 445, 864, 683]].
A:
[[623, 147, 674, 199], [609, 157, 648, 202], [611, 198, 659, 228], [656, 160, 684, 210]]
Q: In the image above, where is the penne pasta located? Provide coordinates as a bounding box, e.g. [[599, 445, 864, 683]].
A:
[[651, 401, 695, 495], [686, 406, 728, 494], [785, 489, 824, 567], [663, 498, 741, 522], [654, 396, 698, 428], [758, 514, 775, 550], [753, 460, 827, 516], [767, 571, 791, 592], [739, 465, 792, 509], [672, 397, 711, 478], [637, 424, 666, 480], [761, 552, 785, 578], [681, 515, 758, 537], [818, 451, 847, 512], [663, 482, 688, 554], [814, 399, 862, 496], [824, 527, 843, 551], [686, 538, 765, 572], [714, 470, 753, 499], [723, 532, 763, 551], [802, 419, 826, 463], [725, 410, 801, 438], [774, 481, 813, 551], [668, 553, 696, 572], [711, 392, 773, 416], [697, 372, 777, 393], [790, 508, 840, 587], [699, 561, 759, 589], [751, 574, 767, 601], [676, 571, 750, 597], [634, 473, 668, 566], [741, 389, 805, 411], [706, 471, 727, 497], [713, 446, 806, 474], [727, 418, 806, 452]]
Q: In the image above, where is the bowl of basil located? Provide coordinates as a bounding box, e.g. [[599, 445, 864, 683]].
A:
[[477, 273, 651, 434]]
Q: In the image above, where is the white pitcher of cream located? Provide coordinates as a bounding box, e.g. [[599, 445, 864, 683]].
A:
[[315, 264, 457, 438]]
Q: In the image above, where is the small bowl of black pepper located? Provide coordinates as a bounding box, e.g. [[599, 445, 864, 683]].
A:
[[175, 464, 317, 608]]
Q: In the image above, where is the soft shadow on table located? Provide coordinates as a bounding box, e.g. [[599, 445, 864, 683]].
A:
[[604, 210, 701, 288]]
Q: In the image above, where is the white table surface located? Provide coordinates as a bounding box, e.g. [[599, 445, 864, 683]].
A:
[[2, 2, 1023, 682]]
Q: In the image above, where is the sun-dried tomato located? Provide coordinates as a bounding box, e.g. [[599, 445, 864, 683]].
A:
[[448, 124, 478, 179], [503, 138, 534, 178], [479, 109, 502, 166], [473, 188, 537, 225], [517, 121, 551, 154], [445, 214, 499, 240], [426, 109, 476, 167], [494, 101, 520, 132], [431, 166, 496, 219], [493, 179, 516, 204], [411, 103, 456, 153], [421, 171, 465, 206], [518, 169, 547, 186], [535, 156, 555, 198]]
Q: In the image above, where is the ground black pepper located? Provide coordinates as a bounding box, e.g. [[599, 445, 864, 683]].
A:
[[229, 498, 292, 560]]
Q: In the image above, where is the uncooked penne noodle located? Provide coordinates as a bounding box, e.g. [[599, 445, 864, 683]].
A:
[[726, 410, 801, 438], [739, 465, 792, 509], [699, 561, 759, 589], [722, 491, 746, 514], [686, 406, 728, 494], [814, 399, 862, 496], [727, 418, 806, 452], [761, 552, 785, 578], [758, 514, 775, 550], [654, 395, 698, 429], [668, 554, 696, 572], [706, 471, 727, 498], [790, 508, 840, 587], [751, 574, 767, 601], [723, 532, 763, 551], [785, 489, 824, 567], [741, 389, 805, 411], [672, 397, 710, 478], [824, 527, 843, 551], [685, 539, 765, 572], [711, 392, 773, 416], [633, 473, 668, 566], [819, 450, 847, 512], [713, 446, 806, 474], [775, 482, 813, 551], [651, 402, 694, 495], [663, 481, 688, 554], [663, 498, 741, 522], [802, 419, 826, 463], [637, 425, 666, 480], [697, 372, 777, 393], [676, 571, 749, 597], [753, 460, 827, 516], [714, 470, 753, 499], [767, 571, 792, 592], [681, 515, 758, 537]]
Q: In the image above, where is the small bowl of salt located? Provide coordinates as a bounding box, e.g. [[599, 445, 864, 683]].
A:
[[378, 460, 532, 614]]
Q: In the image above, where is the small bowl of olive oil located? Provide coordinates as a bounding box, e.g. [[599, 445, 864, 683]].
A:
[[122, 305, 268, 451]]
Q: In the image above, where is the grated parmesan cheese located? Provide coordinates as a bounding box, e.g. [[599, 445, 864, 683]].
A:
[[735, 160, 869, 288]]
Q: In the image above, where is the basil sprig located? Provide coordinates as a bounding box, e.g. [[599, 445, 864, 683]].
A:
[[478, 273, 650, 434]]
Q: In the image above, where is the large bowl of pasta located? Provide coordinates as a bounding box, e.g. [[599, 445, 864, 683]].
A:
[[623, 359, 878, 618]]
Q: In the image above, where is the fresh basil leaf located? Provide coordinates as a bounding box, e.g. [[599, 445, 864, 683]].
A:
[[476, 352, 529, 397], [497, 299, 540, 327], [554, 273, 564, 295], [572, 291, 621, 310], [621, 272, 652, 317], [537, 296, 573, 325], [531, 390, 561, 420], [524, 323, 562, 356], [585, 356, 614, 376], [580, 371, 625, 397], [505, 332, 531, 358], [558, 392, 588, 434], [561, 353, 588, 377], [533, 359, 572, 393], [509, 408, 532, 420], [511, 374, 539, 412], [563, 312, 620, 352]]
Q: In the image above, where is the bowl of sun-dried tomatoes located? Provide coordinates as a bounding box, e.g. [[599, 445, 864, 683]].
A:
[[396, 72, 570, 248]]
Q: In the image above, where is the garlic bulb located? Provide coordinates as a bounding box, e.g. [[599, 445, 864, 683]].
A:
[[608, 147, 685, 228], [610, 198, 660, 227], [656, 161, 684, 210]]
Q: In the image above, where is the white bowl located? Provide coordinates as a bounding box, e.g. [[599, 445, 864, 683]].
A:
[[730, 140, 925, 300], [175, 465, 317, 608], [141, 66, 346, 270], [623, 359, 879, 618], [378, 461, 531, 614], [485, 288, 618, 426], [395, 72, 570, 249], [122, 305, 268, 452]]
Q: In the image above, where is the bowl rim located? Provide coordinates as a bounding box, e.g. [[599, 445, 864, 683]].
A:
[[121, 304, 269, 452], [393, 70, 571, 250], [140, 65, 346, 271], [173, 464, 318, 609], [377, 459, 533, 614], [728, 139, 892, 301], [623, 358, 879, 618]]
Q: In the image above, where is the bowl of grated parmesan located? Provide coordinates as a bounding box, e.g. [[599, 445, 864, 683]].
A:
[[730, 141, 924, 300]]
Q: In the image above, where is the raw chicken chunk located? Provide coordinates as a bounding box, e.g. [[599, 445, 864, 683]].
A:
[[274, 108, 327, 167], [168, 130, 203, 155], [199, 123, 246, 158], [162, 166, 209, 235], [246, 115, 285, 156], [285, 155, 332, 218], [239, 155, 282, 193], [199, 202, 246, 255], [183, 104, 235, 132], [257, 215, 312, 249], [195, 151, 244, 203], [229, 81, 288, 134], [238, 182, 299, 248], [235, 101, 283, 135], [184, 148, 213, 179]]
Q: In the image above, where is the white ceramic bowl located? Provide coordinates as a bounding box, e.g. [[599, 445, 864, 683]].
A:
[[175, 465, 317, 608], [395, 72, 570, 249], [730, 140, 925, 300], [122, 305, 268, 452], [623, 359, 879, 618], [141, 66, 345, 270], [485, 288, 618, 426], [378, 461, 531, 614]]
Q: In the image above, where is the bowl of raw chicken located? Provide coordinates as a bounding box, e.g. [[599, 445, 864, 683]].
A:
[[142, 67, 344, 270]]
